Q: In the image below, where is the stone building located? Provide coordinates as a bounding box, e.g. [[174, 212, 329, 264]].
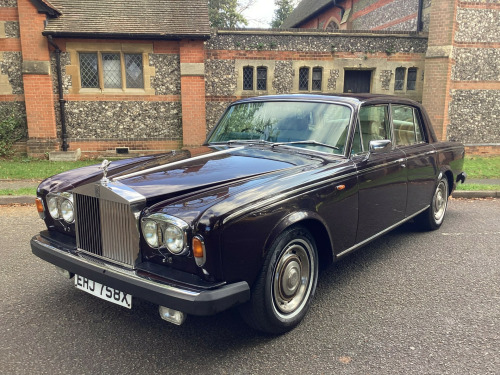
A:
[[0, 0, 498, 157]]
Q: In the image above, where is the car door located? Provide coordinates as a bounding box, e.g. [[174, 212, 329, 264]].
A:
[[351, 104, 407, 243], [390, 104, 437, 216]]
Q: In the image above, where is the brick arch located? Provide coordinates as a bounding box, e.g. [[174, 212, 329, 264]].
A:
[[325, 17, 340, 31]]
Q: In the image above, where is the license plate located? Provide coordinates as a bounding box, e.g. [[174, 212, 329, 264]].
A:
[[74, 275, 132, 309]]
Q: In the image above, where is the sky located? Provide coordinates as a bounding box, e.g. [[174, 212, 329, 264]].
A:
[[241, 0, 276, 28]]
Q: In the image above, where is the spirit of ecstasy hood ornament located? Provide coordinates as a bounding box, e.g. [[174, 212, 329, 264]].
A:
[[99, 159, 111, 184]]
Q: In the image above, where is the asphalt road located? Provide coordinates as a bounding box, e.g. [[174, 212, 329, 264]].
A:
[[1, 199, 498, 375]]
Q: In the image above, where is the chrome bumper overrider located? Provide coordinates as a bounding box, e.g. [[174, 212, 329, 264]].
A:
[[31, 234, 250, 316]]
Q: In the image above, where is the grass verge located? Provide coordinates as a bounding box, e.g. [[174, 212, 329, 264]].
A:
[[0, 158, 97, 180], [463, 156, 500, 179], [0, 187, 37, 196], [455, 184, 499, 191]]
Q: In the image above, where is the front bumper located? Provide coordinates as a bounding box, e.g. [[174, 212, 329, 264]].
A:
[[31, 233, 250, 316]]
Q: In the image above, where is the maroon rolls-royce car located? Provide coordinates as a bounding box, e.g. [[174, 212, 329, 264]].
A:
[[31, 94, 466, 333]]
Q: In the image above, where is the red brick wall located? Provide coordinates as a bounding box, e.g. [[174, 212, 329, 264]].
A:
[[180, 40, 207, 146], [421, 0, 458, 141], [17, 0, 58, 152]]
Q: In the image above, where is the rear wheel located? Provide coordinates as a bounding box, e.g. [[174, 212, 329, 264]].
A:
[[416, 176, 449, 231], [239, 226, 318, 334]]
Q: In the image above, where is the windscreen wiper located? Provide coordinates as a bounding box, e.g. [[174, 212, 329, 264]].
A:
[[272, 140, 340, 151]]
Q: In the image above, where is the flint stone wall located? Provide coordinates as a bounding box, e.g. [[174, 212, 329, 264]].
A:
[[448, 90, 500, 144], [452, 48, 500, 81], [149, 54, 180, 95], [352, 0, 418, 30], [206, 32, 427, 54], [0, 0, 17, 7], [5, 21, 19, 38], [0, 51, 23, 94], [455, 8, 500, 43], [61, 101, 182, 140]]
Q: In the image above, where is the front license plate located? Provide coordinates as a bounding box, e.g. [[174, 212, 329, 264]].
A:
[[74, 274, 132, 309]]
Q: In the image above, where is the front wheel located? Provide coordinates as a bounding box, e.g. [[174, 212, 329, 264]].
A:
[[239, 226, 318, 334], [416, 176, 449, 231]]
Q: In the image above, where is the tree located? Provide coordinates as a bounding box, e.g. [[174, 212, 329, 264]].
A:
[[270, 0, 296, 28], [208, 0, 248, 28]]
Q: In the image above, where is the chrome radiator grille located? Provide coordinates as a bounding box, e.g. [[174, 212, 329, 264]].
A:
[[74, 192, 140, 268]]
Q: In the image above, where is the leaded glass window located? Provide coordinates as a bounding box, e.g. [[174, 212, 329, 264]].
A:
[[102, 53, 122, 88], [257, 67, 267, 90], [407, 68, 417, 90], [299, 67, 309, 91], [312, 68, 322, 91], [394, 67, 405, 91], [125, 54, 144, 89], [79, 53, 98, 88], [243, 66, 253, 90]]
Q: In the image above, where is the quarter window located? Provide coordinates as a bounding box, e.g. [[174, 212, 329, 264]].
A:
[[79, 52, 144, 90]]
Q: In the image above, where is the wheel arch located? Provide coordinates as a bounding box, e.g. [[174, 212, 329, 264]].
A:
[[265, 211, 335, 269]]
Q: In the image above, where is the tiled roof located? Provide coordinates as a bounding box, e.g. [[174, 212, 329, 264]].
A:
[[41, 0, 210, 39], [281, 0, 336, 29]]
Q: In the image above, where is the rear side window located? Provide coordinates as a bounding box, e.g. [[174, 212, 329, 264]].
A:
[[391, 105, 425, 146]]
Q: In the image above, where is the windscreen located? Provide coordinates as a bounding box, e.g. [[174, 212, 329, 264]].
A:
[[208, 101, 352, 154]]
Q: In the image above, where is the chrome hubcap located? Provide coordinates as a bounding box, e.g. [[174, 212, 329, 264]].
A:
[[433, 181, 447, 222], [273, 240, 313, 317]]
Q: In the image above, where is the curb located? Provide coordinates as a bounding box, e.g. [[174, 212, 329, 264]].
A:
[[0, 195, 36, 205], [451, 191, 500, 199], [1, 191, 498, 206]]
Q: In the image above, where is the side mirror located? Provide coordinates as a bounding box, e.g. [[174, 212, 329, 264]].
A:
[[368, 139, 392, 154]]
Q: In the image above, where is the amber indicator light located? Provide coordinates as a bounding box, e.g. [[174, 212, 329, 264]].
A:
[[336, 185, 346, 191], [35, 197, 44, 213], [192, 237, 204, 258]]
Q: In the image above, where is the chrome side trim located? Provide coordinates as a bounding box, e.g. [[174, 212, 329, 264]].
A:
[[113, 146, 246, 182], [33, 238, 200, 298], [336, 205, 430, 258]]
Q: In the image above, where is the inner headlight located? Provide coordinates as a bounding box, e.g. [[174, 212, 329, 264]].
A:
[[141, 214, 188, 255], [47, 192, 74, 223], [60, 199, 74, 223], [164, 224, 184, 254]]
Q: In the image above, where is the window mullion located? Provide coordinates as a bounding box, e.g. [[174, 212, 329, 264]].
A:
[[120, 52, 126, 91], [97, 52, 104, 91]]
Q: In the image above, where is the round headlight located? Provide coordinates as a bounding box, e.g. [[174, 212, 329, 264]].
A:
[[164, 225, 185, 254], [142, 220, 160, 248], [60, 199, 74, 223], [47, 196, 59, 219]]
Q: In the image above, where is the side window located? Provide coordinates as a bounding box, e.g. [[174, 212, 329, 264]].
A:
[[358, 105, 389, 151], [391, 105, 425, 146]]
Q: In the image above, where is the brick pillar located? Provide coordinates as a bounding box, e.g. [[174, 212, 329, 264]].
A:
[[17, 0, 58, 155], [421, 0, 458, 141], [179, 39, 206, 146]]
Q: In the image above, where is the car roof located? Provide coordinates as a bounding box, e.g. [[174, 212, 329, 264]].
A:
[[232, 94, 422, 107]]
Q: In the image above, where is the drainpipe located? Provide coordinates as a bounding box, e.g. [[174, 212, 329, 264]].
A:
[[47, 35, 69, 151], [417, 0, 424, 32]]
